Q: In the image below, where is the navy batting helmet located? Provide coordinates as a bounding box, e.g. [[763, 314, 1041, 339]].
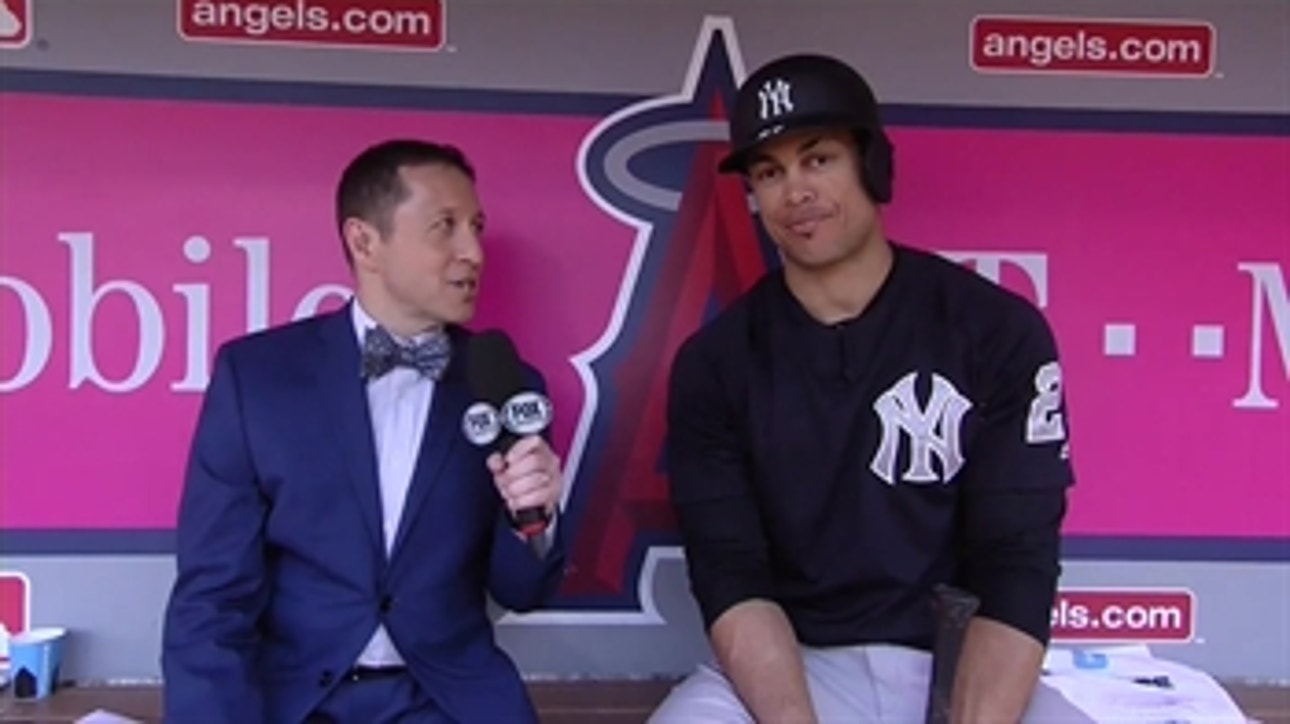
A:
[[718, 53, 894, 204]]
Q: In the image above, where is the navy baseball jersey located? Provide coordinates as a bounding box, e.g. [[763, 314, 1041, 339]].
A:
[[666, 243, 1075, 650]]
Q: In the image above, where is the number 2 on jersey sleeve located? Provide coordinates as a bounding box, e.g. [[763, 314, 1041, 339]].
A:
[[1026, 361, 1066, 444]]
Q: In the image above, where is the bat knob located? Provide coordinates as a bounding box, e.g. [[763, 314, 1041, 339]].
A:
[[932, 583, 981, 629]]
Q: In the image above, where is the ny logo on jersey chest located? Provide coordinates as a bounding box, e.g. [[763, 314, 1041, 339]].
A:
[[870, 371, 972, 485]]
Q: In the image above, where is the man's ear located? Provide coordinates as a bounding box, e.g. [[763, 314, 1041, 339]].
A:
[[343, 218, 379, 269]]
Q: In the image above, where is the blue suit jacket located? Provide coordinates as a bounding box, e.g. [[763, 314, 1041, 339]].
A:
[[161, 304, 567, 724]]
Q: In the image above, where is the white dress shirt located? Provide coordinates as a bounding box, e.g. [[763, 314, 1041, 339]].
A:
[[352, 301, 432, 668]]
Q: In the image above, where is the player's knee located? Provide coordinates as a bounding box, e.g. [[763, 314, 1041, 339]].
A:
[[647, 665, 753, 724]]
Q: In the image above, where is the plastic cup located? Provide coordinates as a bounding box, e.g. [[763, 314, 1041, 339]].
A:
[[8, 626, 67, 700]]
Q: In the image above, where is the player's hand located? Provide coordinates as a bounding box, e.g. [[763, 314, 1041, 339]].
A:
[[487, 435, 563, 518]]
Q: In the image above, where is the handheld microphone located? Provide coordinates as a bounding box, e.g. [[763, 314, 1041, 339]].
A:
[[462, 330, 555, 543]]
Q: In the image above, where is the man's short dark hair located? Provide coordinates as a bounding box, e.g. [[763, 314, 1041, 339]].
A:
[[335, 139, 476, 265]]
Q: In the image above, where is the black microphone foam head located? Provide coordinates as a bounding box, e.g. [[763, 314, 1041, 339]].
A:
[[465, 330, 526, 406]]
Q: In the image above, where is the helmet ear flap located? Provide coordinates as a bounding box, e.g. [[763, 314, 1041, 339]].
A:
[[853, 129, 894, 204]]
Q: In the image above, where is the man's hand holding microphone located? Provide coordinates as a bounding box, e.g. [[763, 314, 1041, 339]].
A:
[[487, 434, 563, 534]]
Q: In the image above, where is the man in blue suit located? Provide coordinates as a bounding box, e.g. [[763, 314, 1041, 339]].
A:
[[161, 139, 568, 723]]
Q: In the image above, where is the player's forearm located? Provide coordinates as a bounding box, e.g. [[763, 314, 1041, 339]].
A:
[[710, 599, 817, 724], [950, 617, 1043, 724]]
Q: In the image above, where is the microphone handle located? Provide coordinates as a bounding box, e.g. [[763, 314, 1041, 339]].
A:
[[513, 506, 551, 537], [496, 430, 553, 539], [512, 497, 553, 560]]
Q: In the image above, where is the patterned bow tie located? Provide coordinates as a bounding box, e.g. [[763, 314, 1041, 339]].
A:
[[361, 325, 452, 381]]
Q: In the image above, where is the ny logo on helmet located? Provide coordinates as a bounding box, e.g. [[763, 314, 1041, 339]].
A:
[[758, 78, 794, 120]]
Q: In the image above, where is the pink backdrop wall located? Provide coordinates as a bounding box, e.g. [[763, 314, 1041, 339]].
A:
[[1, 92, 1286, 544]]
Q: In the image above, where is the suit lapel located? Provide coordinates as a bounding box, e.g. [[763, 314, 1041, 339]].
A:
[[390, 328, 473, 561], [315, 304, 385, 555]]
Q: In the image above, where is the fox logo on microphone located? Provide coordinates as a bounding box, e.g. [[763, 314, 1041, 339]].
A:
[[500, 391, 554, 436], [462, 402, 502, 447]]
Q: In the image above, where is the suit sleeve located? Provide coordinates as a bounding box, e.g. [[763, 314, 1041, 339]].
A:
[[486, 363, 567, 612], [956, 303, 1075, 646], [666, 335, 775, 631], [161, 343, 269, 724]]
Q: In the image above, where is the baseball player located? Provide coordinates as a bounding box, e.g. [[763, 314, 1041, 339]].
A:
[[654, 54, 1082, 722]]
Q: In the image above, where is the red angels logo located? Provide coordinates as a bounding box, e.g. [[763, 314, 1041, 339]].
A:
[[0, 0, 31, 49]]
